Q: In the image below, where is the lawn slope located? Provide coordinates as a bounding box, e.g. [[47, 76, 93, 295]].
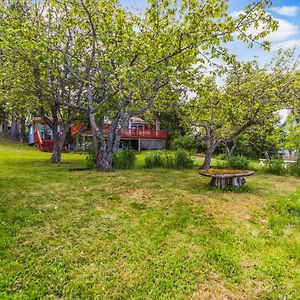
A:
[[1, 138, 300, 299]]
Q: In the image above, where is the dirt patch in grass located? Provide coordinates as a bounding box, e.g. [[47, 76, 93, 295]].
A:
[[192, 273, 248, 300]]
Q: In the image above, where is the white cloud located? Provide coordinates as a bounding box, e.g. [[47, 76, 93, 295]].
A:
[[270, 6, 299, 17], [246, 18, 299, 42], [266, 18, 299, 42], [271, 39, 300, 51], [231, 11, 299, 42], [230, 11, 242, 18]]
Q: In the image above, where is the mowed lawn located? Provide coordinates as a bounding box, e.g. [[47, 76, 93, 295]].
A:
[[1, 138, 300, 299]]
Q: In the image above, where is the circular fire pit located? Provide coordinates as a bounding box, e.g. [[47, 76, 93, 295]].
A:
[[199, 169, 255, 188]]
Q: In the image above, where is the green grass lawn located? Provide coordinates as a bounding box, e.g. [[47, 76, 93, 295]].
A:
[[1, 137, 300, 299]]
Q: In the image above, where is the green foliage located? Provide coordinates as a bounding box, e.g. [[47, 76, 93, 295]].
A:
[[0, 0, 286, 169], [144, 152, 164, 168], [281, 114, 300, 151], [216, 153, 228, 161], [288, 157, 300, 177], [265, 159, 287, 176], [225, 156, 249, 170], [163, 153, 175, 169], [113, 148, 136, 170], [231, 123, 281, 159], [184, 51, 298, 169], [144, 150, 193, 169], [261, 155, 300, 177], [174, 149, 194, 169], [85, 146, 96, 169], [87, 147, 137, 170], [171, 135, 200, 153]]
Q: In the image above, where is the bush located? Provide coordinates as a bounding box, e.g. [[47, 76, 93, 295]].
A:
[[113, 148, 136, 170], [288, 158, 300, 177], [144, 152, 164, 168], [265, 159, 287, 176], [225, 156, 249, 170], [85, 145, 96, 169], [216, 153, 228, 161], [163, 153, 175, 169], [144, 149, 193, 169], [171, 135, 200, 153], [174, 149, 194, 169]]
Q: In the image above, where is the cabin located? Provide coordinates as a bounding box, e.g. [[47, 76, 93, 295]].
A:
[[28, 118, 69, 152], [29, 117, 167, 152]]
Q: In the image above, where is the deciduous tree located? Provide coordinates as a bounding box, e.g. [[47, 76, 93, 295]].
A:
[[32, 0, 276, 171], [185, 53, 296, 169]]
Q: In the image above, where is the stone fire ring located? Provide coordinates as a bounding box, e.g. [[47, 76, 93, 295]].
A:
[[199, 169, 255, 189]]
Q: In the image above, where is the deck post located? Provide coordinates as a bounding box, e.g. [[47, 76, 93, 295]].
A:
[[138, 139, 141, 151], [75, 135, 79, 151], [82, 135, 86, 152]]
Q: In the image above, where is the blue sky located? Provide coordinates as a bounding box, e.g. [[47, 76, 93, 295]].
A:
[[119, 0, 300, 65]]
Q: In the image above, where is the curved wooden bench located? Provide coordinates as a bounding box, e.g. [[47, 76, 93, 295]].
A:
[[199, 169, 255, 188]]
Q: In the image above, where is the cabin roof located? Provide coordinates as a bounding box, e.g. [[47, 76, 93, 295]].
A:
[[130, 117, 147, 124]]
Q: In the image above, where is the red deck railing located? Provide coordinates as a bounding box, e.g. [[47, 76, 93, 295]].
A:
[[120, 129, 168, 139], [42, 139, 55, 152], [80, 128, 168, 139], [34, 131, 43, 150], [71, 123, 168, 140]]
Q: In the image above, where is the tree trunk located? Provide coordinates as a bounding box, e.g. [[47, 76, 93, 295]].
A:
[[89, 109, 124, 172], [2, 119, 8, 133], [51, 132, 64, 163], [225, 140, 237, 157], [94, 130, 122, 172], [11, 115, 20, 140], [200, 145, 217, 170], [20, 117, 26, 143], [96, 150, 114, 171], [50, 123, 71, 164]]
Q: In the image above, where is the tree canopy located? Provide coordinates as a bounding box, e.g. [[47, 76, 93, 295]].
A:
[[0, 0, 292, 170], [184, 52, 297, 169]]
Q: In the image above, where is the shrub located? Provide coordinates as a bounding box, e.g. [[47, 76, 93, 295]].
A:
[[288, 158, 300, 177], [174, 149, 194, 169], [217, 153, 228, 161], [163, 153, 175, 169], [265, 159, 287, 176], [144, 152, 164, 168], [144, 150, 194, 169], [85, 145, 96, 169], [225, 155, 249, 170], [113, 148, 136, 170], [171, 135, 200, 153]]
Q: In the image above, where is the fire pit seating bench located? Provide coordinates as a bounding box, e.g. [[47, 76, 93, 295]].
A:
[[199, 169, 255, 189]]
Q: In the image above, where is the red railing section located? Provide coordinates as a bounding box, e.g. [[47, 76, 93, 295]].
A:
[[42, 140, 55, 152], [34, 132, 55, 152], [120, 129, 168, 139], [73, 125, 168, 140], [34, 131, 43, 150], [34, 130, 54, 152]]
